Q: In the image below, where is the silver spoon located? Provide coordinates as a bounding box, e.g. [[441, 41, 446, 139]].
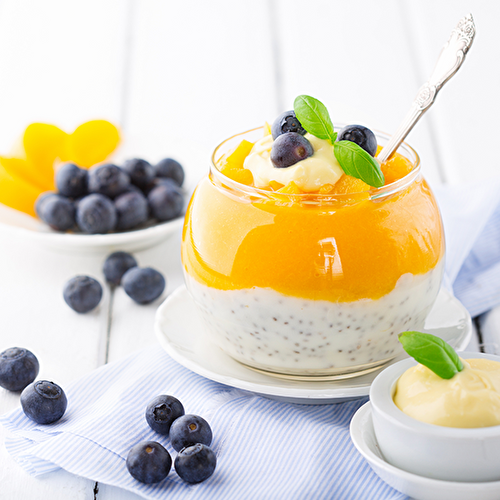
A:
[[376, 13, 476, 164]]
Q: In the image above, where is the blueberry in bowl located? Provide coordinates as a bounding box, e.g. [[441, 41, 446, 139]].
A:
[[155, 158, 184, 187], [76, 194, 117, 234], [114, 191, 149, 230], [148, 182, 184, 222], [126, 441, 172, 484], [21, 380, 67, 424], [0, 347, 39, 392], [122, 158, 155, 190], [37, 194, 75, 231], [55, 163, 88, 198]]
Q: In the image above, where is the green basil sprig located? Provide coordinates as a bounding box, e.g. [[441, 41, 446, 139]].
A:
[[398, 331, 464, 379], [293, 95, 384, 188]]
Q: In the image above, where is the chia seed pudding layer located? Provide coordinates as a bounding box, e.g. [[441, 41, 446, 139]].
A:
[[185, 260, 444, 376]]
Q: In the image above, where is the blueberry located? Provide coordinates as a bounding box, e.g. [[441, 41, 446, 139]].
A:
[[126, 441, 172, 484], [88, 164, 130, 198], [122, 267, 165, 305], [145, 395, 184, 435], [175, 444, 217, 484], [76, 194, 117, 234], [37, 194, 75, 231], [35, 191, 57, 219], [148, 183, 184, 222], [155, 158, 184, 187], [122, 158, 155, 189], [0, 348, 39, 392], [270, 132, 314, 169], [169, 414, 212, 452], [114, 191, 149, 230], [55, 163, 88, 198], [337, 124, 377, 157], [142, 177, 178, 196], [103, 251, 138, 286], [63, 276, 103, 313], [271, 110, 306, 140], [20, 380, 67, 424]]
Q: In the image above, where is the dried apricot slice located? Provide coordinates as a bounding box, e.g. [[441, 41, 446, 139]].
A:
[[23, 123, 67, 183], [0, 157, 53, 191], [65, 120, 120, 168], [0, 160, 43, 216]]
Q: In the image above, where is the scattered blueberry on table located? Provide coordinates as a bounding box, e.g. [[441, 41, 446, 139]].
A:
[[170, 414, 213, 452], [20, 380, 67, 424], [35, 156, 185, 234], [126, 441, 172, 484], [63, 275, 103, 313], [145, 394, 185, 435], [122, 267, 166, 305], [0, 347, 39, 392], [103, 251, 138, 286], [175, 444, 217, 484]]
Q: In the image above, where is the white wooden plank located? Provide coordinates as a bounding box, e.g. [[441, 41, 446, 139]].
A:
[[119, 0, 277, 191], [0, 231, 112, 499], [405, 0, 500, 183], [0, 0, 129, 153], [275, 0, 444, 187], [478, 307, 500, 355]]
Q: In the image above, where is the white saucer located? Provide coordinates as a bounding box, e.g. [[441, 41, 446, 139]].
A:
[[154, 285, 472, 404], [0, 203, 183, 253], [350, 402, 500, 500]]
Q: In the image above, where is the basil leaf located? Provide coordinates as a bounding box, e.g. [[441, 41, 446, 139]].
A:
[[398, 331, 464, 379], [334, 140, 385, 188], [294, 95, 336, 144]]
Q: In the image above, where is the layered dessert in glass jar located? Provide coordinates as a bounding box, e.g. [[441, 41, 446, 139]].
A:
[[182, 97, 444, 379]]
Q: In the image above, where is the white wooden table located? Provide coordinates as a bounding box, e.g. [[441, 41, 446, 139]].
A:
[[1, 1, 499, 498]]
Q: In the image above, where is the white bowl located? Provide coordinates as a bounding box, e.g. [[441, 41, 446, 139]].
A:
[[370, 351, 500, 482], [0, 202, 183, 253]]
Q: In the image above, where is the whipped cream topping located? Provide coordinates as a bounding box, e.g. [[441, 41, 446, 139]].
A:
[[243, 133, 343, 192]]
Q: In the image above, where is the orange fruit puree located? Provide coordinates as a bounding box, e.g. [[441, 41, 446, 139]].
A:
[[182, 142, 444, 303]]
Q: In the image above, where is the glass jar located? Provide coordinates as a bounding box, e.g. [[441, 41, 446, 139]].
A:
[[181, 127, 445, 379]]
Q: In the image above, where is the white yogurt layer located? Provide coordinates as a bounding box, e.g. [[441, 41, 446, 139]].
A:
[[186, 261, 444, 376], [243, 133, 344, 192]]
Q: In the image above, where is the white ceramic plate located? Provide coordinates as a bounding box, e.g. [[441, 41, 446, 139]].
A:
[[0, 203, 183, 253], [154, 285, 472, 404], [350, 402, 500, 500]]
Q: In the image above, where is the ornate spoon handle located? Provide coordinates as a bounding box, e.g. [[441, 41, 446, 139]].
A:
[[377, 14, 476, 164]]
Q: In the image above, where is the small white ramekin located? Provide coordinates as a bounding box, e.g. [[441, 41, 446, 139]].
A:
[[370, 351, 500, 482]]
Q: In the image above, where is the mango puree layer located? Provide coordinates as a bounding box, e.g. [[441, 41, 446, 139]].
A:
[[182, 175, 443, 303]]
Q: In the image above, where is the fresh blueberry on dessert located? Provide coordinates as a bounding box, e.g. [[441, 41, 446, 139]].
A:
[[55, 163, 88, 198], [88, 163, 130, 198], [270, 132, 314, 168], [103, 251, 138, 286], [126, 441, 172, 484], [114, 191, 149, 230], [337, 124, 377, 157], [76, 194, 117, 234], [0, 347, 39, 392], [37, 194, 75, 231], [174, 444, 217, 484], [121, 267, 165, 304], [155, 158, 185, 187], [169, 414, 212, 452], [122, 158, 155, 190], [145, 394, 185, 435], [63, 275, 103, 313], [21, 380, 67, 424], [147, 183, 184, 221], [271, 110, 307, 139]]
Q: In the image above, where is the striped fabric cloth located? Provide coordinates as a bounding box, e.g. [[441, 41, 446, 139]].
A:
[[0, 347, 406, 500]]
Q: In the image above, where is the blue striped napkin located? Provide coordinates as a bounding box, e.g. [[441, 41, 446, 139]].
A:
[[0, 347, 406, 500]]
